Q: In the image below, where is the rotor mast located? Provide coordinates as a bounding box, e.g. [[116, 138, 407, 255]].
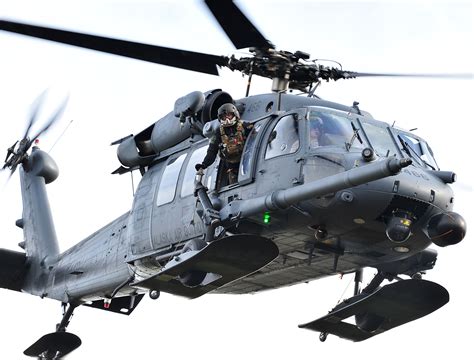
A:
[[271, 73, 290, 92]]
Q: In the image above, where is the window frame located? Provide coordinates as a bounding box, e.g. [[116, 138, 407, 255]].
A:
[[180, 144, 208, 198], [155, 152, 187, 207], [264, 113, 301, 161]]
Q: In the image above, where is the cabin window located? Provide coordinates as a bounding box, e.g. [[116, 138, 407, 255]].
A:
[[240, 122, 263, 178], [265, 114, 299, 160], [156, 153, 186, 206], [181, 146, 208, 197]]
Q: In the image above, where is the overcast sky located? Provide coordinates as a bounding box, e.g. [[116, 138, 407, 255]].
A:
[[0, 1, 473, 359]]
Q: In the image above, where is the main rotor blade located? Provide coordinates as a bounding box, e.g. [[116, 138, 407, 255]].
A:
[[205, 0, 273, 50], [346, 71, 473, 80], [0, 20, 228, 75]]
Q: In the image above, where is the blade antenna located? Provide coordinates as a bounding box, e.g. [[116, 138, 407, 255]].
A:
[[131, 170, 135, 197], [48, 119, 74, 153]]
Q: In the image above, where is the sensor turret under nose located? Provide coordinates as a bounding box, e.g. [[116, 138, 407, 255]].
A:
[[385, 211, 414, 243]]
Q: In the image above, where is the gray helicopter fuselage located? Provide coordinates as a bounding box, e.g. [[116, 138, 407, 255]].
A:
[[25, 91, 459, 304], [0, 0, 468, 353]]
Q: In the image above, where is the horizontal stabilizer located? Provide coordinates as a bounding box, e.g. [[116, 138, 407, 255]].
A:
[[83, 294, 144, 315], [132, 234, 279, 299], [111, 165, 139, 175], [299, 279, 449, 341], [0, 248, 27, 292], [24, 332, 81, 359]]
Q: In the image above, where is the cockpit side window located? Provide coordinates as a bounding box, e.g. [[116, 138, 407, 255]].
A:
[[265, 114, 299, 160], [240, 122, 263, 179]]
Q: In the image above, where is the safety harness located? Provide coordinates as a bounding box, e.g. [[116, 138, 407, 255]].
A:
[[219, 121, 246, 164]]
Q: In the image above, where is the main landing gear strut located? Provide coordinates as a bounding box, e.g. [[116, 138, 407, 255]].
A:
[[318, 269, 384, 342], [194, 169, 222, 242], [299, 269, 450, 342], [23, 303, 82, 359]]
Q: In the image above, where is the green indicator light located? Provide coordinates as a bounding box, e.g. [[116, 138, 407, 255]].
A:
[[263, 212, 271, 224]]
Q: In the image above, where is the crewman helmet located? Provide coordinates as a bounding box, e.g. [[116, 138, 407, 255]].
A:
[[218, 103, 240, 127]]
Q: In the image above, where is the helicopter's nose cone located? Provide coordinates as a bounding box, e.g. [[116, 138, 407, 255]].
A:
[[427, 211, 466, 247]]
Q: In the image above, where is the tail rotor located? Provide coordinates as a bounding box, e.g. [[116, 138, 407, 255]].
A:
[[1, 91, 68, 179]]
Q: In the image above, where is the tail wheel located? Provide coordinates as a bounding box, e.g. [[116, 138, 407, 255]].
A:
[[149, 289, 160, 300]]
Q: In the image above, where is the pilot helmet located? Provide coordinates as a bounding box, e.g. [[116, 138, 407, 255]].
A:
[[218, 103, 240, 127], [310, 116, 323, 129], [310, 116, 324, 133]]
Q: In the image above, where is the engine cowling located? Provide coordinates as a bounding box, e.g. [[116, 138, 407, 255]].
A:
[[115, 89, 234, 169]]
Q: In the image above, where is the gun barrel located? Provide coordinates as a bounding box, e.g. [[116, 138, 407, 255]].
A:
[[222, 157, 412, 219]]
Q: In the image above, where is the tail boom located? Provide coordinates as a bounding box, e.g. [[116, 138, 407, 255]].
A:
[[19, 147, 59, 293]]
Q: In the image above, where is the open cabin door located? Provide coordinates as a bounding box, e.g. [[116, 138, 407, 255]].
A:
[[203, 120, 266, 192], [238, 120, 266, 185]]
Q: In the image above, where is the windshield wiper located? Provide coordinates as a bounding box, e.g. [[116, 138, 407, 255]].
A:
[[397, 135, 435, 170], [397, 134, 412, 157], [346, 121, 363, 150]]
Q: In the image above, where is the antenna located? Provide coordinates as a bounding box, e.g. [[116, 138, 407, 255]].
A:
[[48, 119, 74, 153], [130, 170, 135, 196]]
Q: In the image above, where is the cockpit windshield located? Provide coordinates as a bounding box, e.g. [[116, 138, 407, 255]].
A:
[[359, 117, 439, 170], [360, 120, 400, 158], [395, 132, 439, 170], [307, 109, 366, 149]]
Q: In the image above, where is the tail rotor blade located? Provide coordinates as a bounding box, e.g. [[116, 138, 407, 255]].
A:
[[4, 140, 18, 163], [23, 90, 47, 140], [29, 95, 69, 144], [2, 93, 68, 179]]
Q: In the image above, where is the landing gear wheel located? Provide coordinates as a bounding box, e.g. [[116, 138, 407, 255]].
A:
[[319, 332, 327, 342], [149, 289, 160, 300], [412, 272, 423, 280]]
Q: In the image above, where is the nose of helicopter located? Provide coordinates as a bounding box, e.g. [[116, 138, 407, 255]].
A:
[[344, 156, 466, 248]]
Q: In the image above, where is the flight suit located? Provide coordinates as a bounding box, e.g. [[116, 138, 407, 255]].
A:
[[200, 120, 253, 185]]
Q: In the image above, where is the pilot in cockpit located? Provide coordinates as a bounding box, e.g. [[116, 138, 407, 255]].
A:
[[309, 116, 324, 148], [195, 103, 253, 185]]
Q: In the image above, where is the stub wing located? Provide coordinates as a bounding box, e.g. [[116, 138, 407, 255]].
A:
[[132, 234, 279, 299], [0, 248, 27, 292]]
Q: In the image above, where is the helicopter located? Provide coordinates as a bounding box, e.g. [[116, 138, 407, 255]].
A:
[[0, 0, 472, 359]]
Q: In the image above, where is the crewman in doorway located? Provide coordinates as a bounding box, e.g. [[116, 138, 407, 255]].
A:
[[195, 103, 253, 185]]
